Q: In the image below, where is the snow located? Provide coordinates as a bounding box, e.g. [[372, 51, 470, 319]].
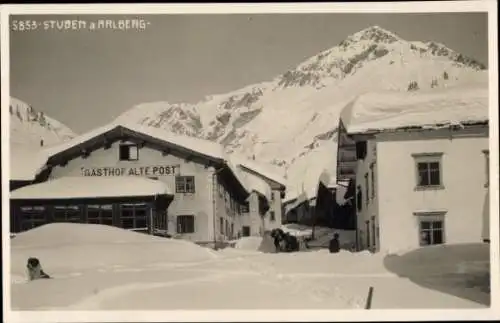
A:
[[10, 147, 48, 181], [110, 26, 488, 213], [43, 121, 227, 162], [284, 140, 338, 201], [10, 176, 172, 200], [231, 236, 264, 251], [227, 160, 272, 201], [281, 224, 356, 250], [9, 224, 488, 312], [340, 83, 489, 134], [10, 223, 218, 282], [9, 97, 76, 147], [230, 153, 287, 186]]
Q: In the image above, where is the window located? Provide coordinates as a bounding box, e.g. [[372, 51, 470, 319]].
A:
[[220, 217, 224, 234], [218, 183, 224, 197], [356, 186, 363, 212], [119, 143, 139, 161], [242, 226, 250, 237], [53, 205, 82, 223], [270, 210, 276, 221], [415, 212, 446, 246], [87, 204, 113, 226], [225, 219, 229, 237], [364, 173, 369, 205], [177, 215, 195, 233], [413, 153, 443, 189], [240, 204, 249, 213], [370, 163, 375, 199], [20, 206, 46, 231], [175, 176, 195, 193], [120, 203, 148, 230], [483, 150, 489, 188], [371, 216, 376, 248], [231, 223, 234, 239]]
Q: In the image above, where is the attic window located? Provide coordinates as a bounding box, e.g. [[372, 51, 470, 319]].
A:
[[119, 143, 139, 161]]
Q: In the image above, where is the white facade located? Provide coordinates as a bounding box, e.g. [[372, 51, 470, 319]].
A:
[[12, 124, 284, 245], [353, 127, 489, 254]]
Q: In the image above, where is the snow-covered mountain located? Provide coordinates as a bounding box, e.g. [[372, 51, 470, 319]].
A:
[[9, 97, 76, 149], [115, 25, 488, 200]]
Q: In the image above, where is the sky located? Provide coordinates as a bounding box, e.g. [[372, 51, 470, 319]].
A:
[[9, 12, 489, 133]]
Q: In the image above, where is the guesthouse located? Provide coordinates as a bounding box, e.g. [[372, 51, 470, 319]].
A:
[[10, 122, 282, 247], [336, 84, 490, 253]]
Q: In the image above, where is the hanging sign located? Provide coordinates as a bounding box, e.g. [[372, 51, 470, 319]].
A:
[[80, 165, 179, 177]]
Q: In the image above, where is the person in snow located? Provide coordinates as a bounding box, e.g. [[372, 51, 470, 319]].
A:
[[329, 233, 340, 253], [27, 257, 51, 281], [271, 228, 285, 252], [284, 233, 299, 252]]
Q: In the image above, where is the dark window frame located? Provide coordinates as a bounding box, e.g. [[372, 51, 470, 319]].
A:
[[119, 143, 139, 161], [176, 215, 195, 234], [413, 153, 444, 190], [270, 210, 276, 221], [370, 163, 375, 199], [175, 176, 196, 193], [415, 212, 446, 247], [119, 203, 149, 230], [53, 205, 82, 223], [356, 186, 363, 212], [20, 206, 47, 231], [87, 204, 113, 226], [364, 173, 369, 206]]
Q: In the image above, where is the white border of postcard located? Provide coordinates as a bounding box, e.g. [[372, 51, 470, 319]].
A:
[[1, 1, 499, 322]]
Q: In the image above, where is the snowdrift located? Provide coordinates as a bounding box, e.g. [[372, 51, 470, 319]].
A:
[[10, 223, 217, 280]]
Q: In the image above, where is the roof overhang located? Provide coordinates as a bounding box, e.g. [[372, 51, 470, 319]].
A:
[[10, 176, 174, 201]]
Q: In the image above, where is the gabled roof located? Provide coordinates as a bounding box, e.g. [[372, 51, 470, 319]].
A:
[[340, 84, 489, 135], [43, 122, 226, 163], [229, 154, 287, 188]]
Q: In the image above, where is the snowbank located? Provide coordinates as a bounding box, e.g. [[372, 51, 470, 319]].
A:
[[341, 84, 488, 134], [10, 223, 217, 280], [231, 236, 263, 251], [10, 176, 172, 200]]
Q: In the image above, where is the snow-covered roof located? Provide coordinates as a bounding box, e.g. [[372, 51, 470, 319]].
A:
[[10, 147, 49, 181], [227, 161, 272, 201], [10, 176, 172, 200], [43, 122, 226, 161], [340, 84, 489, 135], [230, 154, 287, 187]]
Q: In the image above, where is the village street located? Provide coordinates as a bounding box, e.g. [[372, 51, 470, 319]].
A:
[[10, 225, 488, 311]]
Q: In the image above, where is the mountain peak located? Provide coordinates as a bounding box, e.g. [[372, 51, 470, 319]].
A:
[[346, 25, 402, 44]]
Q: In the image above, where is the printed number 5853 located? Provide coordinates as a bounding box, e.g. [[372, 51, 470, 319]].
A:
[[11, 20, 39, 31]]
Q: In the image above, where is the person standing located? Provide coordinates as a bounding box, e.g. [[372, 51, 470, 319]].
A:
[[329, 233, 340, 253]]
